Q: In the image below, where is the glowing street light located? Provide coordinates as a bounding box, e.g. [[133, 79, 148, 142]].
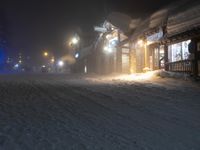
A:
[[104, 46, 113, 53], [69, 34, 80, 47], [75, 53, 79, 59], [44, 52, 49, 57], [72, 37, 79, 45], [14, 64, 19, 68], [58, 60, 64, 67], [51, 57, 55, 63]]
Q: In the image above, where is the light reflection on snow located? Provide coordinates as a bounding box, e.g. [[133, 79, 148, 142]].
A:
[[84, 71, 157, 84], [116, 71, 156, 81]]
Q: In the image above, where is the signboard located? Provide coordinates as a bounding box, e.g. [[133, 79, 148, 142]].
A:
[[94, 26, 107, 33]]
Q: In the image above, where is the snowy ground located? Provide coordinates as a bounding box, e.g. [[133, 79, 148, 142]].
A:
[[0, 73, 200, 150]]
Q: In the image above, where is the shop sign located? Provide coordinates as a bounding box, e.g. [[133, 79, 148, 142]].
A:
[[94, 26, 107, 33]]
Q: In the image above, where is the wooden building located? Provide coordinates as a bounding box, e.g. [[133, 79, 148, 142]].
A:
[[164, 0, 200, 78], [75, 0, 200, 78]]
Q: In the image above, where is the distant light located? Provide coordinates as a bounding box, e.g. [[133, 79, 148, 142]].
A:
[[75, 53, 79, 58], [104, 46, 113, 53], [51, 58, 55, 63], [84, 65, 87, 73], [72, 37, 78, 45], [44, 52, 49, 57], [58, 61, 64, 67], [19, 60, 22, 64], [111, 40, 117, 46], [14, 64, 19, 68], [42, 65, 46, 68]]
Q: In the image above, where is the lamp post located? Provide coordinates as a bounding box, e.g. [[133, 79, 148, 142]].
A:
[[69, 34, 80, 57], [42, 51, 56, 73], [43, 52, 49, 57], [68, 34, 80, 73]]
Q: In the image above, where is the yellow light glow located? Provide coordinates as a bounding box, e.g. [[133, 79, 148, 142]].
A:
[[51, 58, 55, 63], [44, 52, 49, 57], [147, 41, 153, 45], [137, 40, 144, 46], [58, 60, 64, 67], [72, 37, 78, 44], [118, 71, 155, 81]]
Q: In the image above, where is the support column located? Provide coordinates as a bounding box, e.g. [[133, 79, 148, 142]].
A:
[[193, 39, 198, 78], [164, 44, 169, 71], [117, 30, 122, 73], [144, 41, 150, 69]]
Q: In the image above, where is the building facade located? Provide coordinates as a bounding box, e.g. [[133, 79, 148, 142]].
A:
[[75, 0, 200, 78]]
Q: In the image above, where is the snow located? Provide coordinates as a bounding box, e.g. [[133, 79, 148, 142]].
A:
[[167, 0, 200, 37], [149, 9, 168, 29], [0, 74, 200, 150]]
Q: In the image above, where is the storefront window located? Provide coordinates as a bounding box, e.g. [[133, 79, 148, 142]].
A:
[[168, 40, 190, 62]]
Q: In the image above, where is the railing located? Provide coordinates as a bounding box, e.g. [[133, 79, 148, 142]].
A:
[[167, 60, 194, 73]]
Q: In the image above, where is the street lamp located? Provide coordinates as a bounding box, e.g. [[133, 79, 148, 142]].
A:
[[75, 53, 79, 59], [51, 57, 55, 63], [58, 60, 64, 67], [69, 34, 80, 47], [72, 37, 79, 45], [44, 52, 49, 57]]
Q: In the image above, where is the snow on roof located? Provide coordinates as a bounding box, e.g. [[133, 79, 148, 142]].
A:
[[131, 8, 169, 40], [167, 0, 200, 37], [131, 18, 150, 40], [149, 9, 168, 29]]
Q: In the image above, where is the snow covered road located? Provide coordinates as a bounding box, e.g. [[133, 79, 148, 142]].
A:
[[0, 74, 200, 150]]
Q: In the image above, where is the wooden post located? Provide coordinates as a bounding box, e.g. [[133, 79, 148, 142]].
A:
[[193, 39, 198, 78], [117, 30, 122, 73], [164, 44, 169, 71], [144, 41, 148, 69]]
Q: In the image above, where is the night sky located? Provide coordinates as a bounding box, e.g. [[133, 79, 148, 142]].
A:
[[2, 0, 176, 62]]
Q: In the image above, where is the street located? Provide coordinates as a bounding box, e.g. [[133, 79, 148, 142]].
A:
[[0, 74, 200, 150]]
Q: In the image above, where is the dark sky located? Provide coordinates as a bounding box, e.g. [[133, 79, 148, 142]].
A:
[[2, 0, 175, 60]]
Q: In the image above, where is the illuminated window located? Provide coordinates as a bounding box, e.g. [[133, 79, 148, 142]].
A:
[[168, 40, 191, 62]]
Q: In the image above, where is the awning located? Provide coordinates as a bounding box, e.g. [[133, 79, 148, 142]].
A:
[[149, 9, 168, 29]]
